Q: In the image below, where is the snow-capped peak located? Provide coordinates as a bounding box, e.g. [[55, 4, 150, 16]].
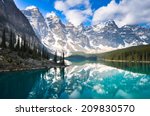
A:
[[77, 24, 84, 31], [22, 6, 48, 40], [25, 6, 38, 10], [66, 22, 74, 28], [45, 12, 60, 24], [92, 20, 117, 31], [22, 7, 150, 56], [46, 12, 57, 18], [92, 23, 105, 31], [105, 20, 116, 25]]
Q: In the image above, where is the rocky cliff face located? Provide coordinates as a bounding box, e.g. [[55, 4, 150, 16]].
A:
[[22, 6, 150, 56], [22, 6, 48, 40], [0, 0, 40, 48]]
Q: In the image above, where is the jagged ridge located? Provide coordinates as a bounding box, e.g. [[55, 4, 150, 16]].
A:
[[22, 6, 150, 56]]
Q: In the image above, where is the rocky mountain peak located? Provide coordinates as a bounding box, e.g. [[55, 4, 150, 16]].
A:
[[105, 20, 117, 26], [92, 20, 118, 32], [22, 6, 48, 39], [46, 12, 60, 23], [25, 6, 38, 11], [66, 22, 74, 28], [22, 6, 150, 56], [23, 6, 41, 17], [77, 24, 85, 31], [46, 12, 57, 18]]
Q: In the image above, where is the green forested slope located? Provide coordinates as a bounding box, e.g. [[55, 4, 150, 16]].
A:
[[97, 45, 150, 62]]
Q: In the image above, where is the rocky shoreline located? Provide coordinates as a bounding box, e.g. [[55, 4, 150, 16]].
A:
[[0, 49, 66, 73]]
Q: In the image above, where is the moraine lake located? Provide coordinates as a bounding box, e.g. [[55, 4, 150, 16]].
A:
[[0, 60, 150, 99]]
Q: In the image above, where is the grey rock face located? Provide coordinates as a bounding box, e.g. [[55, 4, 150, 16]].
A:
[[0, 0, 41, 49], [22, 6, 48, 39], [22, 7, 150, 55]]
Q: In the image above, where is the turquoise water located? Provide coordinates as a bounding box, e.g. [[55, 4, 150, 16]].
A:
[[0, 62, 150, 99]]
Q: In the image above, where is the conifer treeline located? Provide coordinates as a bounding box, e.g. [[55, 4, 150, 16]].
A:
[[0, 28, 49, 60], [98, 45, 150, 62], [53, 51, 65, 65], [0, 28, 66, 64]]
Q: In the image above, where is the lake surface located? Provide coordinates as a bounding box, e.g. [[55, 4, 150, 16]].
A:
[[0, 61, 150, 99]]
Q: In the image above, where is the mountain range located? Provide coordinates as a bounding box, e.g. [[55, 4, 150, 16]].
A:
[[0, 1, 150, 57], [22, 6, 150, 56]]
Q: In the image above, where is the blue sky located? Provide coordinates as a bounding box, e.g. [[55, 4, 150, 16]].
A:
[[14, 0, 150, 27], [14, 0, 120, 13], [14, 0, 56, 15]]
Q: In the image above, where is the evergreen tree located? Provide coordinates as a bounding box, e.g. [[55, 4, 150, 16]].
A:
[[134, 52, 138, 62], [142, 54, 144, 61], [1, 29, 7, 49], [39, 47, 43, 59], [62, 52, 65, 65], [43, 47, 49, 60], [21, 35, 26, 52], [9, 31, 14, 50], [53, 51, 57, 63], [26, 41, 30, 55], [37, 49, 40, 59], [41, 45, 48, 59], [46, 50, 49, 60], [42, 46, 45, 59], [32, 43, 36, 58], [146, 52, 148, 61], [16, 36, 20, 50]]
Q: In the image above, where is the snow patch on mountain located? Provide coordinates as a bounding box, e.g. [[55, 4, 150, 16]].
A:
[[22, 6, 150, 56]]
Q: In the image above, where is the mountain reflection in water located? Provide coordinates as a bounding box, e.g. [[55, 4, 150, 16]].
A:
[[0, 62, 150, 99], [28, 62, 150, 99]]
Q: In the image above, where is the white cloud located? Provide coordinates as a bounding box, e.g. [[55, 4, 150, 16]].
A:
[[25, 6, 37, 10], [66, 0, 90, 8], [92, 0, 150, 27], [65, 10, 87, 26], [66, 0, 83, 7], [54, 0, 92, 27], [54, 1, 68, 12]]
